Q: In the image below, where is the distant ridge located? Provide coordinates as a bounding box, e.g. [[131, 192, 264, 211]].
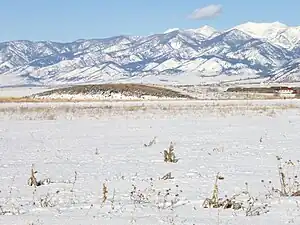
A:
[[1, 22, 300, 86]]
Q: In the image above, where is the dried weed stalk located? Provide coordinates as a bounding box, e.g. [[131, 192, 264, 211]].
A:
[[27, 165, 51, 188], [28, 165, 38, 188], [0, 176, 21, 215], [272, 156, 300, 197], [203, 173, 225, 208], [203, 173, 244, 210], [0, 205, 20, 215], [39, 191, 60, 208], [164, 142, 178, 163], [102, 183, 108, 204], [244, 195, 270, 216], [156, 185, 183, 210], [70, 171, 78, 193], [203, 175, 270, 216], [130, 184, 151, 204], [161, 172, 174, 180], [144, 136, 157, 147]]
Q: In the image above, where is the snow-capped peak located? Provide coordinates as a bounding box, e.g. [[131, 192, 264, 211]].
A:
[[164, 25, 218, 38], [187, 25, 218, 38], [232, 21, 287, 37], [164, 28, 180, 34], [231, 21, 300, 48]]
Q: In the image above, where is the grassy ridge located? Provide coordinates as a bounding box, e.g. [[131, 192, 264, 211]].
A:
[[32, 83, 194, 99]]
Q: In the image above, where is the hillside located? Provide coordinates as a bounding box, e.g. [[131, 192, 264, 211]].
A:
[[31, 83, 194, 100]]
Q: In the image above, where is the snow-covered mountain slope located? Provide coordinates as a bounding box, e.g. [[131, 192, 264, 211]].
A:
[[1, 22, 300, 87], [232, 22, 300, 49], [269, 59, 300, 82]]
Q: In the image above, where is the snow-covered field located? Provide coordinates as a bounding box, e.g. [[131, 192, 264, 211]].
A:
[[0, 86, 53, 98], [1, 100, 300, 224]]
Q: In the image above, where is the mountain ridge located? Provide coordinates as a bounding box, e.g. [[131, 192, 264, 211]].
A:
[[1, 21, 300, 87]]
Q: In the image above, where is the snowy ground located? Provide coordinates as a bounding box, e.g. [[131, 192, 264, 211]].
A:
[[0, 86, 53, 98], [1, 100, 300, 224]]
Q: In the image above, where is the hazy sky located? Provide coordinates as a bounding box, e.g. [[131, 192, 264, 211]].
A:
[[1, 0, 299, 42]]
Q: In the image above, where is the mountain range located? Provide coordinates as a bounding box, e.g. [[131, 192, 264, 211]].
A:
[[1, 21, 300, 87]]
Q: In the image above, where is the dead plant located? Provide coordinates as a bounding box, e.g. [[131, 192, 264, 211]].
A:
[[202, 176, 270, 215], [144, 136, 157, 147], [164, 142, 178, 163], [102, 183, 108, 204], [70, 171, 78, 192], [28, 165, 38, 188], [203, 173, 225, 208], [274, 156, 300, 197], [160, 172, 174, 180], [244, 195, 270, 216], [27, 165, 51, 188], [39, 191, 60, 208]]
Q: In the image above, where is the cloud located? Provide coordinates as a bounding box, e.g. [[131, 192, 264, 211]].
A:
[[188, 4, 222, 20]]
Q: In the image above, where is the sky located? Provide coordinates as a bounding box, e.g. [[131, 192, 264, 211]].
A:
[[0, 0, 299, 42]]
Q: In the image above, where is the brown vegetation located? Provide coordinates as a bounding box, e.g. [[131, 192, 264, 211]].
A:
[[226, 86, 300, 94], [32, 83, 195, 99]]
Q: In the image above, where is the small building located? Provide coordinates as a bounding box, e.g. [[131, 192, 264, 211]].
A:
[[276, 87, 296, 98]]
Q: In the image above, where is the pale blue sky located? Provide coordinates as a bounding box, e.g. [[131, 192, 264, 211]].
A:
[[1, 0, 299, 42]]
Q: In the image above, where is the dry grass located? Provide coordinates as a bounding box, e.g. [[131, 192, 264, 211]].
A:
[[0, 100, 299, 120]]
